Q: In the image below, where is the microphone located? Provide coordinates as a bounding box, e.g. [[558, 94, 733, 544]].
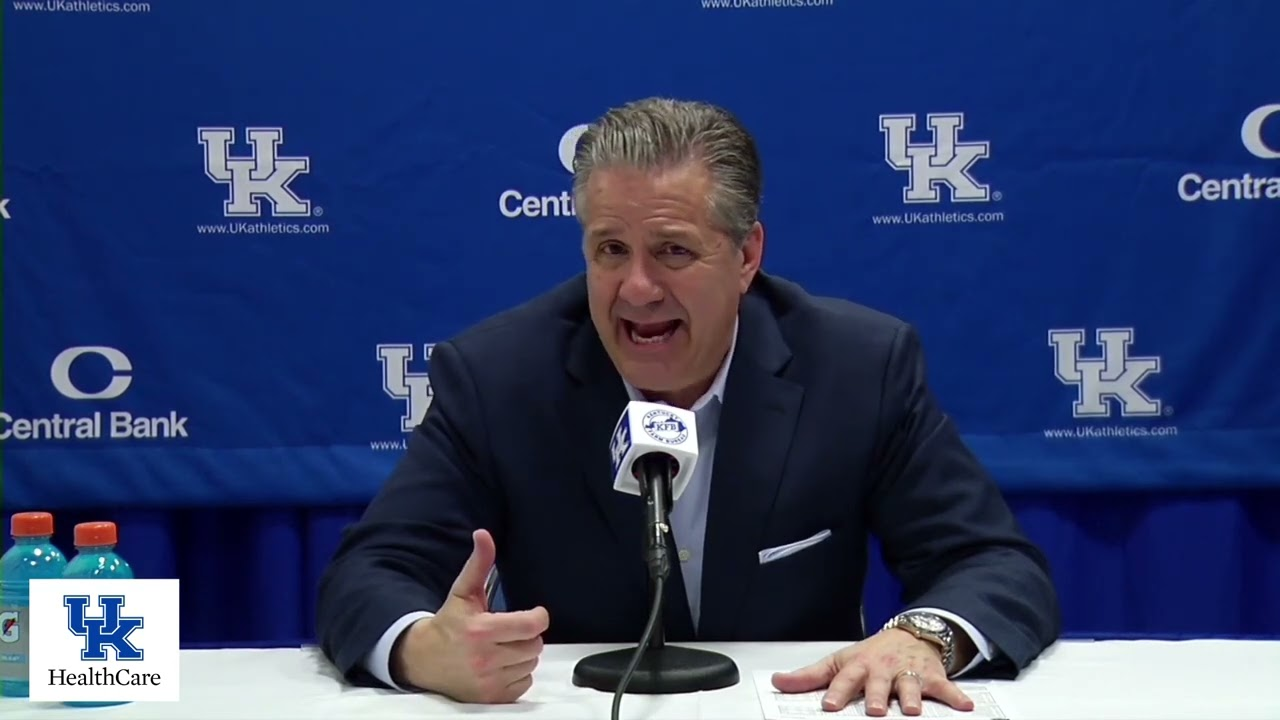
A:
[[573, 401, 740, 715], [608, 401, 699, 582]]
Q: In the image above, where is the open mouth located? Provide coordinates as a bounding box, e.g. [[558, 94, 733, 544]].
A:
[[622, 319, 682, 346]]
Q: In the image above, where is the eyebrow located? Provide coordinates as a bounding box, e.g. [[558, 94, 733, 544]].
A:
[[586, 227, 620, 241], [585, 227, 696, 243], [653, 229, 693, 240]]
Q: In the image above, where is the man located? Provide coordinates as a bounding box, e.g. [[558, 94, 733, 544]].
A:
[[317, 97, 1060, 716]]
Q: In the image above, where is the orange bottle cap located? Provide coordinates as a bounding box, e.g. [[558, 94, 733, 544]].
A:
[[11, 511, 55, 537], [74, 521, 118, 547]]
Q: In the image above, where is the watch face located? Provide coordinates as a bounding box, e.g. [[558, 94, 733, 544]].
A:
[[911, 614, 947, 633]]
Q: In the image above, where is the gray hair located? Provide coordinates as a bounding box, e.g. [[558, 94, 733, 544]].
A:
[[571, 97, 762, 245]]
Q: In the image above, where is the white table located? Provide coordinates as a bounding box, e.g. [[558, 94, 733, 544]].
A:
[[5, 639, 1279, 719]]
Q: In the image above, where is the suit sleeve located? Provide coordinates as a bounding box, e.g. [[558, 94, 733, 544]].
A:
[[315, 340, 504, 686], [866, 324, 1061, 678]]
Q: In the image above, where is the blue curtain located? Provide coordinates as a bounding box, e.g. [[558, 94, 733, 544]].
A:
[[22, 488, 1280, 650]]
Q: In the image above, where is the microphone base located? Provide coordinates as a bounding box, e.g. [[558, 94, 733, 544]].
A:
[[571, 645, 740, 695]]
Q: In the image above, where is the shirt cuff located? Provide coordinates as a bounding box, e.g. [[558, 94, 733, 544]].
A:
[[908, 607, 995, 678], [364, 610, 435, 691]]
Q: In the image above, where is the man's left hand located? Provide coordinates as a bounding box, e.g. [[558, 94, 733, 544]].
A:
[[771, 628, 976, 716]]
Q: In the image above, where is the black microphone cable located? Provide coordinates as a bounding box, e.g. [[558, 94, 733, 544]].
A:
[[612, 455, 676, 720], [610, 574, 664, 720]]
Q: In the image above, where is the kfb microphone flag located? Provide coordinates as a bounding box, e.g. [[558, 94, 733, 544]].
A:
[[609, 401, 699, 501]]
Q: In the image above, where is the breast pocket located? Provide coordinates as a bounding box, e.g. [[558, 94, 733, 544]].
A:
[[758, 528, 832, 565], [750, 525, 862, 640]]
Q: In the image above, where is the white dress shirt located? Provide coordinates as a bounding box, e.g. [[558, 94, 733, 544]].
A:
[[365, 318, 994, 689]]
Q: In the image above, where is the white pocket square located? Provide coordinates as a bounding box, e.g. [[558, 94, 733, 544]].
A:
[[758, 529, 832, 565]]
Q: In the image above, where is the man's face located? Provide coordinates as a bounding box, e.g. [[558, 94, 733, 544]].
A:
[[581, 161, 763, 407]]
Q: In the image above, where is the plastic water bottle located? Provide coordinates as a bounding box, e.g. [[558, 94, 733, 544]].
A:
[[62, 521, 134, 709], [63, 522, 133, 582], [0, 511, 69, 698]]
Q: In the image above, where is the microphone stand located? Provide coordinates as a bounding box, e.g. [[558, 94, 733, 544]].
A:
[[572, 458, 740, 698]]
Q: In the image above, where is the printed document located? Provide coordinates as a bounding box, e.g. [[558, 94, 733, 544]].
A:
[[753, 671, 1015, 719]]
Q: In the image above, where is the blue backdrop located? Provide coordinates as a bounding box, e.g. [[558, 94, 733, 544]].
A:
[[2, 0, 1278, 647]]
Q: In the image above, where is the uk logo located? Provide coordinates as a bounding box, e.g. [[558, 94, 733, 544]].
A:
[[29, 579, 180, 702], [1049, 328, 1162, 418], [64, 595, 143, 662], [879, 113, 992, 203], [610, 413, 632, 478], [377, 344, 435, 432], [198, 127, 312, 218]]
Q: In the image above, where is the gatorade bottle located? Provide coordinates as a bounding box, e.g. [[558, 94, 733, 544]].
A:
[[0, 511, 69, 698], [62, 521, 134, 709], [62, 522, 133, 582]]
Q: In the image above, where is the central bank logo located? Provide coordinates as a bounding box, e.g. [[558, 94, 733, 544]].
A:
[[1242, 103, 1280, 160], [65, 595, 143, 661], [558, 124, 589, 174], [29, 579, 181, 703], [51, 346, 133, 400], [1049, 328, 1162, 418], [499, 124, 587, 219], [198, 127, 313, 218], [377, 344, 435, 432], [880, 112, 994, 203], [0, 346, 190, 442], [1178, 103, 1280, 202]]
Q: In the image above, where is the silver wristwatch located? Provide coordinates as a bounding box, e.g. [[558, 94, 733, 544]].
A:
[[883, 611, 957, 674]]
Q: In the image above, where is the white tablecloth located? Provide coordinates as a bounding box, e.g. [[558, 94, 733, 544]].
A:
[[5, 639, 1279, 719]]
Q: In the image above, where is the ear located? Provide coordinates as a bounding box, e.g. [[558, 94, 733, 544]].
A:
[[738, 221, 764, 293]]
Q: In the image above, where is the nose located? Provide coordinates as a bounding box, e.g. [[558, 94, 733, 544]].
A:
[[617, 256, 664, 307]]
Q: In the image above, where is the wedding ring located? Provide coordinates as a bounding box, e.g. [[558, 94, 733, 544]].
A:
[[895, 669, 923, 686]]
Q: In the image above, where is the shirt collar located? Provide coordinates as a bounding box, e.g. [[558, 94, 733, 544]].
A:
[[621, 316, 739, 412]]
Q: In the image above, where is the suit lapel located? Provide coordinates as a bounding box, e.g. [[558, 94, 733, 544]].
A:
[[697, 291, 803, 640], [566, 320, 637, 559], [564, 319, 697, 641]]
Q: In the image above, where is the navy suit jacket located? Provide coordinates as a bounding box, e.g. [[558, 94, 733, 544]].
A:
[[317, 272, 1060, 685]]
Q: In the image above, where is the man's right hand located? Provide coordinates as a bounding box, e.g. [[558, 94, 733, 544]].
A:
[[391, 529, 550, 703]]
